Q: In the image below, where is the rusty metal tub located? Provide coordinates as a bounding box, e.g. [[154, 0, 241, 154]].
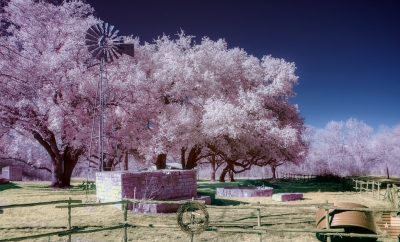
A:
[[315, 202, 377, 242]]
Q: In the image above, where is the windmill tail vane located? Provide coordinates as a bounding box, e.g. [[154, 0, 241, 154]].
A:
[[85, 22, 134, 178]]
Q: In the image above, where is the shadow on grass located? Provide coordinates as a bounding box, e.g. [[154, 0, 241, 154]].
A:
[[0, 182, 22, 192]]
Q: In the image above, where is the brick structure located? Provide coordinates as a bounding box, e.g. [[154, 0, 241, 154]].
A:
[[96, 170, 198, 209], [272, 193, 303, 202], [1, 166, 22, 181]]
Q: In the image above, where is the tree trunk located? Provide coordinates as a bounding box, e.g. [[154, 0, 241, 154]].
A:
[[186, 146, 201, 169], [50, 147, 82, 188], [156, 153, 166, 169], [219, 166, 228, 182], [124, 151, 128, 170], [181, 147, 186, 170], [32, 130, 82, 188], [219, 161, 233, 182], [386, 166, 390, 179], [103, 158, 113, 171], [51, 161, 64, 187], [228, 169, 235, 182], [271, 165, 277, 179], [210, 155, 216, 182]]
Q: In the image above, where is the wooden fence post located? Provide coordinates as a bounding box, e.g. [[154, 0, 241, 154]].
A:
[[68, 197, 72, 242], [355, 180, 358, 193], [325, 208, 331, 242], [372, 181, 375, 198], [123, 201, 128, 242], [257, 208, 261, 227], [392, 184, 398, 208], [378, 182, 380, 200], [385, 184, 391, 201]]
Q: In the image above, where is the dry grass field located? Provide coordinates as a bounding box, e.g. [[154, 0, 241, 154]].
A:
[[0, 176, 398, 242]]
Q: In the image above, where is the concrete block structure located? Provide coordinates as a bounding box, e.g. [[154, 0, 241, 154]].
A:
[[1, 166, 22, 181], [96, 170, 198, 209], [216, 186, 273, 197], [272, 193, 303, 202]]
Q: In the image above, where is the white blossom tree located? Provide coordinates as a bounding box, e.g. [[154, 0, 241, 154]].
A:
[[0, 0, 307, 186], [0, 0, 99, 187], [128, 34, 307, 181], [372, 125, 400, 178]]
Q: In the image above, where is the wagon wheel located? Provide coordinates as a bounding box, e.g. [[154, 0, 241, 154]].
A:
[[176, 201, 209, 235]]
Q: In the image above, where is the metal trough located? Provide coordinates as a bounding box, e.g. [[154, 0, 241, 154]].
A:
[[315, 202, 377, 242]]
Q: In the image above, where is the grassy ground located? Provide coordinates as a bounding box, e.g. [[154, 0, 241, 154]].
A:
[[0, 177, 398, 242]]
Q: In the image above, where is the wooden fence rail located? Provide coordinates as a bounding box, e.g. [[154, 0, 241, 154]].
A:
[[353, 179, 400, 209], [384, 184, 400, 209], [0, 199, 131, 242], [1, 197, 201, 242], [0, 199, 82, 209], [205, 202, 400, 242], [352, 179, 382, 199]]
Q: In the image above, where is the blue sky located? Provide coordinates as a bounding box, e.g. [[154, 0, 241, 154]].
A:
[[86, 0, 400, 131]]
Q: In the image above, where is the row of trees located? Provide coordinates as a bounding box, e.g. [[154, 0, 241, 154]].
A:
[[283, 119, 400, 178], [0, 0, 306, 187]]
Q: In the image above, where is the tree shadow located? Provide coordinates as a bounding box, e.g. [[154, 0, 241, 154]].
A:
[[0, 182, 22, 192], [212, 198, 249, 206]]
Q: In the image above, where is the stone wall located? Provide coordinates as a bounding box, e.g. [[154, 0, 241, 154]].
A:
[[96, 170, 197, 208], [1, 166, 22, 181]]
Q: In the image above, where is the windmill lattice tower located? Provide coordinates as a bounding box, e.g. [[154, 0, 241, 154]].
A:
[[85, 22, 134, 173]]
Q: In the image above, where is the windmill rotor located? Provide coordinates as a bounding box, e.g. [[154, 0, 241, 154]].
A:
[[85, 22, 134, 63]]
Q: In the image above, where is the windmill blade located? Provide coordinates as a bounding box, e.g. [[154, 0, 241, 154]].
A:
[[104, 23, 109, 36], [110, 48, 121, 60], [92, 24, 102, 37], [96, 23, 104, 35], [110, 29, 119, 39], [85, 22, 134, 62], [108, 50, 114, 63], [86, 29, 99, 40], [87, 45, 101, 53], [91, 48, 103, 60]]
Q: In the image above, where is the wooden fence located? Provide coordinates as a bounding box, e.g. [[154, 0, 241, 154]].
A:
[[0, 197, 199, 242], [204, 201, 400, 242], [0, 198, 131, 242], [2, 192, 399, 241], [353, 179, 400, 208], [353, 179, 382, 199]]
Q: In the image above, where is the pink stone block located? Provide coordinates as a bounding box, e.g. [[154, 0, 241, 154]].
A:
[[272, 193, 303, 202], [216, 187, 273, 197]]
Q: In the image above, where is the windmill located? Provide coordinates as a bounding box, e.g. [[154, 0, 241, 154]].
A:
[[85, 22, 134, 173]]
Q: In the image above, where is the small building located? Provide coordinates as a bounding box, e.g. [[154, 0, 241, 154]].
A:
[[2, 166, 23, 181]]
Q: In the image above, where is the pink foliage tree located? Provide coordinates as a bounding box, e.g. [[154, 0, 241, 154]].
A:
[[127, 34, 307, 181], [0, 0, 98, 187], [0, 1, 307, 186], [372, 125, 400, 178], [300, 119, 378, 176]]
